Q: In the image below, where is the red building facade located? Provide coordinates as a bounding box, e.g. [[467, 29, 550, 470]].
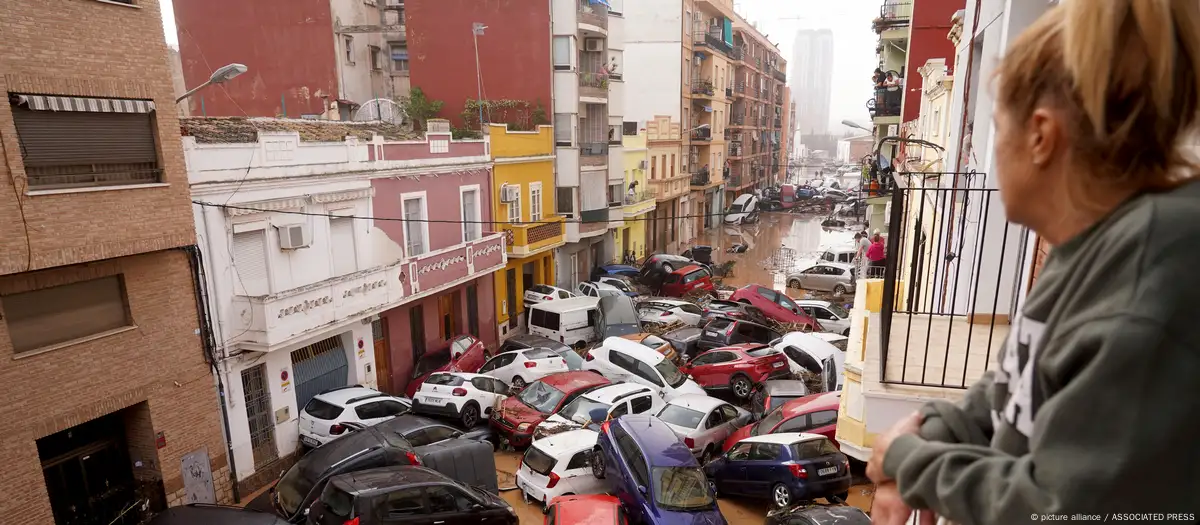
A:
[[902, 0, 964, 122]]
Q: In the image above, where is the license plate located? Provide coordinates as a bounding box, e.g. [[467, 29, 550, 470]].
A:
[[422, 396, 447, 406], [818, 466, 837, 476], [773, 361, 785, 368], [706, 331, 719, 337], [301, 435, 321, 447]]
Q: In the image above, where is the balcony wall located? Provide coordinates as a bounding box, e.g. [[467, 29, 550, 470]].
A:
[[553, 71, 580, 114], [555, 147, 581, 187], [503, 216, 566, 257]]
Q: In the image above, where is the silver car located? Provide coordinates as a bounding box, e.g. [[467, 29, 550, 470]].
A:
[[795, 299, 852, 336], [786, 262, 857, 295], [655, 394, 751, 464]]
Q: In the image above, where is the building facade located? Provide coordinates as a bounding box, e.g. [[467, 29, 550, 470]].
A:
[[489, 124, 566, 339], [618, 131, 656, 260], [643, 116, 688, 253], [186, 118, 503, 493], [0, 0, 231, 522], [790, 29, 834, 138], [729, 14, 790, 199], [684, 0, 736, 239]]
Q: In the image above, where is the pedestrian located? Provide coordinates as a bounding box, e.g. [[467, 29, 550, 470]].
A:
[[855, 232, 870, 261], [866, 1, 1200, 524], [866, 233, 886, 276]]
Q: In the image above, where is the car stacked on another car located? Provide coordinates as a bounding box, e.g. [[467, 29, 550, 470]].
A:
[[681, 344, 791, 399], [659, 265, 718, 298], [723, 391, 841, 452], [654, 394, 750, 464], [578, 281, 633, 299], [786, 263, 857, 296], [404, 335, 491, 397], [307, 466, 518, 525], [618, 332, 681, 363], [728, 285, 820, 329], [697, 317, 783, 353], [750, 380, 811, 422], [635, 298, 705, 327], [477, 347, 569, 390], [700, 299, 770, 325], [491, 371, 611, 448], [583, 337, 704, 401], [298, 386, 412, 449], [770, 331, 846, 393], [705, 433, 851, 508], [411, 372, 509, 428], [524, 284, 577, 310], [495, 334, 585, 371], [516, 429, 608, 508], [533, 382, 664, 440], [545, 495, 628, 525], [795, 300, 852, 335]]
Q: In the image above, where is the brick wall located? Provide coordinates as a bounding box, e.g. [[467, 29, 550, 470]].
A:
[[0, 250, 230, 520], [0, 0, 197, 276]]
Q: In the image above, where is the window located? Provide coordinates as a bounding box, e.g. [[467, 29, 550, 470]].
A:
[[776, 415, 810, 432], [623, 121, 637, 135], [750, 442, 782, 461], [554, 113, 573, 145], [402, 194, 428, 256], [383, 488, 425, 517], [607, 183, 623, 206], [390, 44, 409, 74], [650, 156, 657, 178], [727, 442, 753, 461], [670, 154, 676, 176], [369, 45, 383, 70], [556, 187, 574, 216], [10, 95, 161, 190], [529, 183, 543, 222], [629, 395, 653, 414], [2, 275, 132, 354], [466, 284, 480, 337], [355, 400, 407, 419], [344, 36, 354, 64], [232, 230, 270, 295], [330, 217, 357, 275], [409, 305, 426, 358], [460, 187, 481, 241], [809, 410, 837, 427], [793, 438, 841, 459], [507, 184, 522, 223], [566, 451, 590, 470], [408, 425, 458, 446], [635, 361, 664, 387], [426, 486, 471, 513], [553, 36, 572, 70]]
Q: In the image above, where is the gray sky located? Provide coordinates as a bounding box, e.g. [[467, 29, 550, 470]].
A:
[[159, 0, 876, 132]]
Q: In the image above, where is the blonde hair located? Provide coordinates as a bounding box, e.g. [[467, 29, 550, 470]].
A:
[[996, 0, 1200, 190]]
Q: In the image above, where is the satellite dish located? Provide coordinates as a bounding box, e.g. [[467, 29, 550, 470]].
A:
[[353, 98, 409, 128]]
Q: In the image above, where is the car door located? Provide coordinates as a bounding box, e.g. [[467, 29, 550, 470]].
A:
[[714, 404, 744, 444], [607, 350, 640, 383], [775, 293, 806, 323], [626, 393, 656, 416], [684, 351, 725, 386], [470, 377, 503, 411], [753, 287, 781, 318], [478, 353, 516, 380], [660, 273, 683, 296], [798, 267, 822, 290], [633, 359, 667, 391], [774, 414, 810, 435], [562, 449, 603, 494], [745, 442, 785, 494], [459, 336, 488, 371], [697, 406, 726, 450], [720, 442, 754, 495], [376, 487, 432, 525], [424, 484, 476, 525]]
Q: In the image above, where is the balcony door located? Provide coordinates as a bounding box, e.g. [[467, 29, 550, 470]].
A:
[[439, 292, 459, 339]]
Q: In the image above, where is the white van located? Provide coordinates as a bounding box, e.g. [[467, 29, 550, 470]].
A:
[[527, 296, 601, 349]]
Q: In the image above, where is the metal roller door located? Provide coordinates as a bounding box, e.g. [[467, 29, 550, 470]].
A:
[[290, 336, 349, 411]]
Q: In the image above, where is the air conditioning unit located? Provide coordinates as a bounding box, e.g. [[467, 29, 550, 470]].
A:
[[584, 38, 603, 52], [277, 224, 312, 250], [638, 160, 647, 170], [500, 184, 520, 203]]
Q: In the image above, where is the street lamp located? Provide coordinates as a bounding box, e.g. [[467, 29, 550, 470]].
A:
[[472, 23, 487, 130], [841, 119, 871, 132], [176, 63, 248, 104], [686, 123, 711, 133]]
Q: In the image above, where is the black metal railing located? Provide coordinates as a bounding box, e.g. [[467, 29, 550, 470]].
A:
[[691, 79, 715, 96], [690, 127, 711, 141], [878, 172, 1021, 390], [690, 169, 710, 186], [26, 163, 162, 190], [579, 142, 609, 156], [871, 88, 902, 117], [880, 0, 912, 21], [693, 30, 734, 55], [731, 46, 746, 61]]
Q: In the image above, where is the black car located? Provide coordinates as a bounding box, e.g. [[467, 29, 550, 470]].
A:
[[680, 245, 715, 265], [595, 295, 643, 338], [660, 326, 703, 360], [764, 505, 871, 525], [149, 504, 289, 525], [495, 333, 583, 370], [750, 380, 811, 421], [696, 317, 782, 352], [273, 415, 491, 522], [307, 466, 515, 525], [701, 299, 770, 325]]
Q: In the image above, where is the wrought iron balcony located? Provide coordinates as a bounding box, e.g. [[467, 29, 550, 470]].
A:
[[690, 79, 715, 96], [578, 0, 609, 29], [690, 168, 711, 187], [690, 127, 712, 141]]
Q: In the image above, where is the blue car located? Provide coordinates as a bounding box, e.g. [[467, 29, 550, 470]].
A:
[[704, 433, 851, 509], [593, 415, 727, 525], [592, 264, 641, 281]]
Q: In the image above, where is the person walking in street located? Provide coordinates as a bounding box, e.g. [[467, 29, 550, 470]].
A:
[[867, 1, 1200, 524]]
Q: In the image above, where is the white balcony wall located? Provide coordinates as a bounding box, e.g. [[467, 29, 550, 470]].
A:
[[608, 13, 625, 51], [609, 80, 626, 122], [580, 170, 608, 211], [551, 0, 578, 35], [556, 147, 581, 187], [608, 147, 625, 184], [554, 71, 580, 114]]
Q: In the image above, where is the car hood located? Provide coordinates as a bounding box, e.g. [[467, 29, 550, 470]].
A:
[[496, 397, 549, 425], [667, 380, 706, 400]]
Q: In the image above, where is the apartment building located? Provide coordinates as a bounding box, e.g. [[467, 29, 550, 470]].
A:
[[489, 124, 566, 339], [728, 13, 790, 203], [683, 0, 736, 238], [0, 0, 230, 522], [643, 116, 688, 253], [551, 0, 627, 287], [618, 130, 656, 260]]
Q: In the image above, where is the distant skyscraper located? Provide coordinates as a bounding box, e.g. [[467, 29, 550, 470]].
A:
[[790, 29, 834, 144]]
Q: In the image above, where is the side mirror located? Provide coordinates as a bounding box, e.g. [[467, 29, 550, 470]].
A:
[[450, 430, 464, 439], [303, 508, 310, 517], [637, 485, 648, 495], [471, 503, 485, 512]]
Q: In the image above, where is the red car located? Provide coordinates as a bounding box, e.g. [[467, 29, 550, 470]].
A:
[[681, 344, 791, 399], [728, 285, 821, 329], [546, 494, 627, 525], [403, 334, 490, 398], [722, 390, 841, 452], [491, 371, 610, 448], [660, 265, 716, 298]]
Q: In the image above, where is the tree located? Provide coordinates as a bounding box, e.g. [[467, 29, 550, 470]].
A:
[[400, 87, 443, 131]]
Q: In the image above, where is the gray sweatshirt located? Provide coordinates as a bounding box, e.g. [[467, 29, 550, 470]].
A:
[[882, 181, 1200, 524]]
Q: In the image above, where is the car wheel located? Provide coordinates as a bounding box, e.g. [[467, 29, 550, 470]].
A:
[[700, 446, 715, 466], [833, 490, 850, 503], [591, 447, 607, 479], [512, 376, 527, 390], [834, 284, 847, 295], [460, 402, 480, 428], [731, 375, 753, 399], [787, 279, 801, 289], [772, 483, 793, 509], [662, 263, 674, 272]]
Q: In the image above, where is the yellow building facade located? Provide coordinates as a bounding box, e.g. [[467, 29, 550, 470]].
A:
[[616, 131, 655, 261], [489, 124, 566, 339]]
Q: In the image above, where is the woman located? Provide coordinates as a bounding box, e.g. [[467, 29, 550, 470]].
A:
[[867, 1, 1200, 524], [866, 233, 886, 277]]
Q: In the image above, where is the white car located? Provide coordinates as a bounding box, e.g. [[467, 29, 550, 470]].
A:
[[770, 331, 846, 393], [533, 383, 665, 441], [796, 300, 852, 335], [812, 332, 849, 351], [515, 429, 607, 507], [298, 386, 412, 448], [724, 193, 760, 224], [411, 372, 509, 428], [577, 281, 628, 298], [478, 347, 569, 390], [523, 284, 576, 308], [656, 394, 751, 463], [583, 337, 705, 400], [634, 298, 705, 326], [596, 276, 639, 296]]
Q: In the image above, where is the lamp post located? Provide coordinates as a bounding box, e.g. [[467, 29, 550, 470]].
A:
[[176, 63, 248, 104], [472, 23, 487, 130], [841, 119, 872, 133]]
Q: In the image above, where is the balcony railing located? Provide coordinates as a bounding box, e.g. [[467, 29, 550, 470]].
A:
[[880, 0, 913, 22], [772, 68, 786, 82], [623, 190, 653, 205], [869, 88, 903, 118], [734, 82, 746, 95], [730, 113, 745, 125], [729, 142, 743, 157], [690, 169, 710, 187], [773, 118, 782, 128], [690, 79, 715, 96], [878, 173, 1015, 389], [502, 216, 566, 256], [578, 0, 609, 28], [693, 30, 734, 56], [731, 47, 746, 61], [690, 127, 712, 141], [579, 72, 609, 98]]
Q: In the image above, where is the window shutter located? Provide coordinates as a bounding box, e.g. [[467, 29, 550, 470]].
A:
[[12, 107, 157, 166], [2, 276, 130, 353], [330, 218, 357, 275], [232, 231, 270, 296]]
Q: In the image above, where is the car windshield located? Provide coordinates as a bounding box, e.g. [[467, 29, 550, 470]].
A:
[[424, 373, 464, 386], [657, 404, 705, 428], [752, 406, 787, 436], [827, 303, 850, 318], [655, 360, 688, 388], [652, 467, 715, 511], [641, 335, 668, 350], [607, 280, 632, 292], [413, 351, 451, 378], [523, 445, 559, 476], [558, 397, 611, 425], [517, 381, 567, 414], [319, 484, 354, 519], [745, 347, 775, 358], [792, 438, 841, 459], [768, 395, 802, 413]]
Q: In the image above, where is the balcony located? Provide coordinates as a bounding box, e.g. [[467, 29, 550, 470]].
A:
[[772, 68, 786, 82], [690, 79, 716, 97], [731, 46, 746, 62], [729, 113, 745, 126], [579, 141, 609, 166], [230, 232, 507, 351], [775, 93, 783, 105], [579, 72, 609, 100], [502, 215, 566, 257], [692, 29, 734, 57], [869, 88, 903, 119], [773, 117, 782, 129], [690, 127, 712, 142], [729, 142, 743, 158], [733, 81, 746, 98], [578, 0, 609, 30], [725, 87, 733, 98], [623, 191, 656, 217]]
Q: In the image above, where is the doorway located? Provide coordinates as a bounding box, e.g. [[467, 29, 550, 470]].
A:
[[372, 319, 393, 394], [439, 292, 458, 339], [241, 364, 278, 470], [38, 409, 142, 525], [621, 230, 630, 262], [506, 269, 518, 329]]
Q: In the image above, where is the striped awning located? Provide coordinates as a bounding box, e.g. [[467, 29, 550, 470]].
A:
[[12, 94, 156, 114]]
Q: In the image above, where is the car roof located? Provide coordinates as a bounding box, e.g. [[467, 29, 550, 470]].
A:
[[539, 371, 610, 391], [531, 428, 599, 455], [314, 386, 388, 406], [706, 343, 769, 355], [601, 337, 666, 364], [530, 296, 600, 313], [429, 371, 490, 381], [507, 333, 570, 350], [597, 295, 639, 322], [811, 332, 848, 343], [780, 391, 841, 417], [617, 415, 697, 467], [811, 261, 856, 271], [786, 506, 870, 524], [376, 413, 446, 434], [600, 264, 639, 272], [732, 193, 755, 205], [552, 494, 621, 523], [642, 298, 690, 307], [147, 504, 288, 525], [740, 432, 827, 446], [794, 299, 832, 308], [584, 382, 653, 402], [330, 465, 452, 494], [763, 380, 810, 395], [664, 393, 726, 412], [778, 332, 841, 360]]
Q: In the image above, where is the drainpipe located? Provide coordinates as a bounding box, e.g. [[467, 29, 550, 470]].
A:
[[184, 243, 241, 504]]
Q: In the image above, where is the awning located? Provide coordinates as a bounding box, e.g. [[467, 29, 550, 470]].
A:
[[11, 94, 155, 113]]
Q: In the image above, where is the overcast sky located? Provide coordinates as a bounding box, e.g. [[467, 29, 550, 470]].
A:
[[159, 0, 877, 132]]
